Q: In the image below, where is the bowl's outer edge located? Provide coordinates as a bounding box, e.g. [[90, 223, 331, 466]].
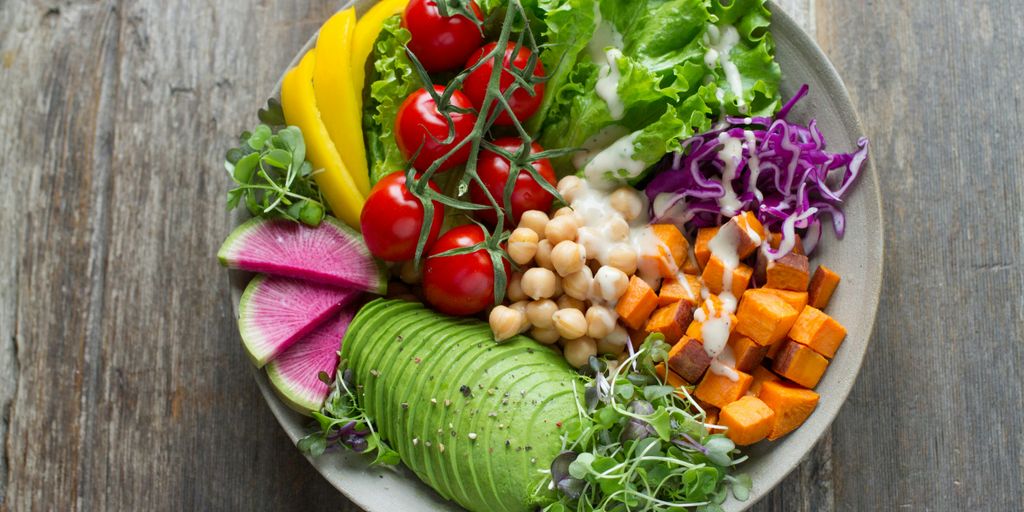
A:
[[226, 1, 884, 510]]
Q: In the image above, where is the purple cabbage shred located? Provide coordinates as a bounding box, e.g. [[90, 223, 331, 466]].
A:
[[645, 85, 869, 255]]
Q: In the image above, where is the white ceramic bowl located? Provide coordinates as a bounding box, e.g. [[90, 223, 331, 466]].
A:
[[227, 2, 883, 509]]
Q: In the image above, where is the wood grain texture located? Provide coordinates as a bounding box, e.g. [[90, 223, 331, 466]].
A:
[[2, 0, 1021, 511], [813, 0, 1024, 510]]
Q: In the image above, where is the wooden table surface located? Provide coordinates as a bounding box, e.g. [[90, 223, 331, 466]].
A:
[[1, 0, 1021, 510]]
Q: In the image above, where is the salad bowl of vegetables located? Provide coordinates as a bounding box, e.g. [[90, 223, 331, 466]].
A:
[[219, 0, 882, 510]]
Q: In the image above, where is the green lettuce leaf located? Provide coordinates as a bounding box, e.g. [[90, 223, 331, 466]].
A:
[[705, 0, 781, 117], [363, 15, 419, 185], [529, 0, 780, 185]]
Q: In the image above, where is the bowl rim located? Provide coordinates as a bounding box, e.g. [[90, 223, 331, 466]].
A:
[[228, 2, 885, 510]]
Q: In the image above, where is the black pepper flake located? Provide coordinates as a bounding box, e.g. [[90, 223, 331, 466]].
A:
[[414, 357, 422, 364], [396, 335, 404, 342], [505, 440, 511, 448], [527, 348, 534, 354], [525, 446, 533, 452], [401, 402, 409, 410], [460, 385, 472, 398], [370, 369, 380, 377]]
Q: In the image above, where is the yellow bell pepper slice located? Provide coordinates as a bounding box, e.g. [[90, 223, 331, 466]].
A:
[[281, 50, 365, 230], [352, 0, 411, 111], [313, 9, 371, 198]]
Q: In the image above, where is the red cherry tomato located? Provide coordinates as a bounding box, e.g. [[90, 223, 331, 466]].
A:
[[395, 86, 479, 172], [470, 138, 557, 226], [360, 171, 445, 262], [423, 225, 509, 316], [403, 0, 484, 72], [463, 42, 546, 126]]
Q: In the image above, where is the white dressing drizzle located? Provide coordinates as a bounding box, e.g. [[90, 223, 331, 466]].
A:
[[596, 48, 626, 120], [583, 132, 645, 187], [701, 222, 743, 381], [704, 25, 746, 114], [743, 129, 764, 201], [716, 133, 744, 216]]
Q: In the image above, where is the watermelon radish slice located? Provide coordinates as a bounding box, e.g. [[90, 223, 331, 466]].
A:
[[239, 275, 359, 367], [218, 217, 387, 294], [266, 306, 355, 414]]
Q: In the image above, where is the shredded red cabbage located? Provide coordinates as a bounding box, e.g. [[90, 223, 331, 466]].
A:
[[645, 85, 869, 256]]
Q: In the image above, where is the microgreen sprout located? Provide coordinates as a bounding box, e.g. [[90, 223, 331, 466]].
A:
[[541, 335, 751, 511], [225, 99, 327, 227], [298, 363, 400, 466]]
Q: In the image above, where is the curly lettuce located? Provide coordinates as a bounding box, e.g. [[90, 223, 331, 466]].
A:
[[363, 15, 419, 185], [531, 0, 781, 184]]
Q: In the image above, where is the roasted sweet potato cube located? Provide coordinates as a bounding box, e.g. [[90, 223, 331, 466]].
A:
[[735, 290, 799, 346], [729, 334, 769, 372], [687, 297, 739, 343], [765, 339, 785, 360], [682, 250, 700, 275], [808, 265, 841, 309], [651, 224, 688, 269], [765, 252, 810, 291], [658, 274, 701, 306], [788, 306, 847, 358], [646, 301, 693, 344], [616, 276, 659, 330], [749, 365, 782, 396], [758, 380, 820, 440], [720, 395, 776, 445], [754, 288, 808, 312], [731, 212, 767, 259], [772, 341, 829, 388], [704, 408, 720, 429], [668, 336, 712, 384], [655, 363, 687, 389], [694, 227, 719, 269], [695, 369, 753, 408], [702, 256, 754, 298], [768, 232, 805, 255]]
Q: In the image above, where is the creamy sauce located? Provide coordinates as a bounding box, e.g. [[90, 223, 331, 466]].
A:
[[704, 25, 746, 114], [700, 222, 743, 381], [743, 130, 764, 201], [767, 207, 817, 261], [573, 124, 630, 170], [587, 3, 624, 62], [596, 48, 626, 120], [583, 132, 645, 187], [716, 133, 744, 216], [567, 181, 658, 306]]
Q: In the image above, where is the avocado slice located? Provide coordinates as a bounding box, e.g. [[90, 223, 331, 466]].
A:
[[341, 300, 581, 512]]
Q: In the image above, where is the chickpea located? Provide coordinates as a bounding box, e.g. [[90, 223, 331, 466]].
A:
[[531, 326, 561, 345], [552, 206, 575, 219], [563, 337, 598, 368], [562, 267, 594, 301], [593, 266, 630, 303], [557, 295, 586, 312], [576, 226, 601, 260], [508, 227, 539, 266], [604, 245, 638, 275], [521, 267, 557, 300], [597, 325, 628, 355], [586, 305, 617, 340], [545, 215, 578, 245], [607, 217, 630, 242], [519, 210, 549, 236], [551, 240, 586, 277], [552, 273, 564, 297], [535, 240, 554, 270], [552, 308, 587, 340], [507, 272, 527, 302], [509, 300, 531, 333], [609, 187, 645, 222], [526, 299, 558, 329], [557, 175, 585, 204], [489, 306, 525, 342], [399, 260, 422, 284]]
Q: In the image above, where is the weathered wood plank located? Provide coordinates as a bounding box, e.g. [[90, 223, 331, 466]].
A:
[[815, 0, 1024, 510]]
